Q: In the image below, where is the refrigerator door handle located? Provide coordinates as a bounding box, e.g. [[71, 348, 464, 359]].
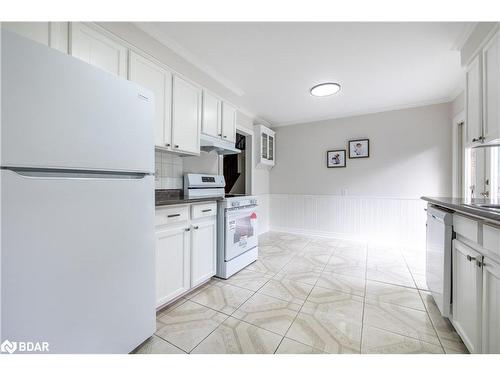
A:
[[1, 167, 149, 180]]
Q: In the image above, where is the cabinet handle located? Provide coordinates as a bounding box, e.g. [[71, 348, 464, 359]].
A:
[[185, 228, 191, 232], [218, 133, 222, 136], [223, 135, 227, 138], [165, 143, 171, 147], [174, 145, 179, 148], [466, 255, 477, 262], [193, 226, 199, 230], [472, 138, 479, 142], [167, 214, 181, 218], [202, 209, 212, 213]]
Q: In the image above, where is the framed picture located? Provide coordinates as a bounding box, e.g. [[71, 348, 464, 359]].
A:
[[348, 139, 369, 158], [327, 149, 346, 168]]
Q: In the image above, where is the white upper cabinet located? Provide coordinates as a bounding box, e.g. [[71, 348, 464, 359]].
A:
[[70, 23, 128, 78], [452, 239, 483, 353], [466, 55, 483, 146], [172, 76, 202, 155], [129, 51, 173, 149], [482, 257, 500, 354], [2, 22, 68, 53], [201, 91, 222, 139], [255, 124, 275, 168], [483, 29, 500, 142], [221, 102, 237, 143]]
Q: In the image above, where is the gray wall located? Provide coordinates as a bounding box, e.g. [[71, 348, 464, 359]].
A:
[[270, 103, 453, 198]]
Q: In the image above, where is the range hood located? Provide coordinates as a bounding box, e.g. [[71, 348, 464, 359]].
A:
[[200, 134, 241, 155]]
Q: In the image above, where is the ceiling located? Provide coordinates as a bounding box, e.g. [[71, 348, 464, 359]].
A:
[[136, 22, 471, 126]]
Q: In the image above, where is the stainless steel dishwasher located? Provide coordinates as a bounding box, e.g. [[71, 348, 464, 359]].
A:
[[426, 204, 454, 317]]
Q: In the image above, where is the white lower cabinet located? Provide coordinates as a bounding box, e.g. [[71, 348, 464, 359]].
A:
[[191, 218, 217, 288], [452, 239, 483, 353], [155, 226, 190, 308], [155, 203, 216, 308], [482, 257, 500, 353]]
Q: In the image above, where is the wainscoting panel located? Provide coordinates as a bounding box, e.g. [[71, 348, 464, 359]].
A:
[[256, 194, 269, 235], [269, 194, 427, 248]]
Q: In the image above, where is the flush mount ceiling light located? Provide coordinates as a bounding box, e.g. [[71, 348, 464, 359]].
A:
[[310, 82, 341, 97]]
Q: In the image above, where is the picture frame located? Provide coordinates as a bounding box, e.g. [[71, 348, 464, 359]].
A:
[[327, 149, 346, 168], [348, 139, 369, 158]]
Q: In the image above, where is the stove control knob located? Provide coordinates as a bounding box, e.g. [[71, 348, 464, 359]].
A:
[[232, 201, 239, 207], [251, 199, 257, 205]]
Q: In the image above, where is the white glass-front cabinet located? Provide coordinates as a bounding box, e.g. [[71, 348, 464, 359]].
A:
[[482, 257, 500, 353], [69, 23, 128, 78], [452, 239, 483, 353], [129, 51, 173, 149], [172, 76, 202, 155], [155, 226, 191, 308], [483, 29, 500, 142], [255, 124, 275, 168]]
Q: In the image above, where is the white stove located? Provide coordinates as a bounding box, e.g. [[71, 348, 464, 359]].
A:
[[217, 195, 259, 279], [183, 174, 259, 279]]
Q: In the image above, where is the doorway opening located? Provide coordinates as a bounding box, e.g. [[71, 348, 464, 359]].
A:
[[223, 132, 247, 194]]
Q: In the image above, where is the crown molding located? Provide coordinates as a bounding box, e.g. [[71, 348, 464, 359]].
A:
[[134, 23, 246, 97], [273, 96, 455, 128], [451, 22, 477, 51]]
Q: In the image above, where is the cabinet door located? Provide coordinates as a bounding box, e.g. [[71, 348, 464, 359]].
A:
[[452, 239, 483, 353], [190, 219, 217, 288], [129, 51, 172, 149], [2, 22, 68, 53], [2, 22, 51, 46], [268, 133, 275, 163], [261, 132, 268, 160], [155, 226, 190, 308], [482, 257, 500, 353], [221, 102, 237, 143], [483, 30, 500, 142], [70, 23, 127, 78], [172, 76, 201, 154], [466, 55, 483, 145], [202, 91, 222, 139]]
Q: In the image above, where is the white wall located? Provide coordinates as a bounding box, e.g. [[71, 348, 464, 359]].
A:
[[269, 103, 452, 246]]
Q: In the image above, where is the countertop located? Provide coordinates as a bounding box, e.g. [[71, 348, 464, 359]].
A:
[[421, 196, 500, 224], [155, 189, 223, 207]]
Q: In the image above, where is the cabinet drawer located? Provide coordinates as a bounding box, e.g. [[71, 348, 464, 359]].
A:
[[483, 224, 500, 256], [155, 205, 189, 226], [453, 214, 479, 243], [191, 202, 217, 219]]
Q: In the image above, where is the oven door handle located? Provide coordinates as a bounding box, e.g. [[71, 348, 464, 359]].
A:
[[225, 206, 258, 218]]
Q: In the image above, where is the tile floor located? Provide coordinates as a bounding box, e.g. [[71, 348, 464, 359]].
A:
[[134, 231, 469, 354]]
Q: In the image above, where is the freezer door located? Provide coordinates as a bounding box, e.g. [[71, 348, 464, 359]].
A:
[[0, 169, 155, 353], [1, 31, 154, 173]]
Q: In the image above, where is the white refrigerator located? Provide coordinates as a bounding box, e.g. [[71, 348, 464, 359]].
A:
[[1, 31, 156, 353]]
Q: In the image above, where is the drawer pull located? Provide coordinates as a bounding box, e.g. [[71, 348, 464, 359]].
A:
[[202, 209, 212, 213], [167, 214, 181, 218], [193, 226, 199, 230]]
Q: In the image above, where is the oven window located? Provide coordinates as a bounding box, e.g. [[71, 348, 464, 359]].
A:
[[232, 216, 255, 244]]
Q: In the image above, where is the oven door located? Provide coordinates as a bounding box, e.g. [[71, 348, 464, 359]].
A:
[[224, 205, 258, 261]]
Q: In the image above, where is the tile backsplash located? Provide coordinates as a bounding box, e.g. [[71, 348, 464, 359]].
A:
[[155, 150, 183, 190]]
